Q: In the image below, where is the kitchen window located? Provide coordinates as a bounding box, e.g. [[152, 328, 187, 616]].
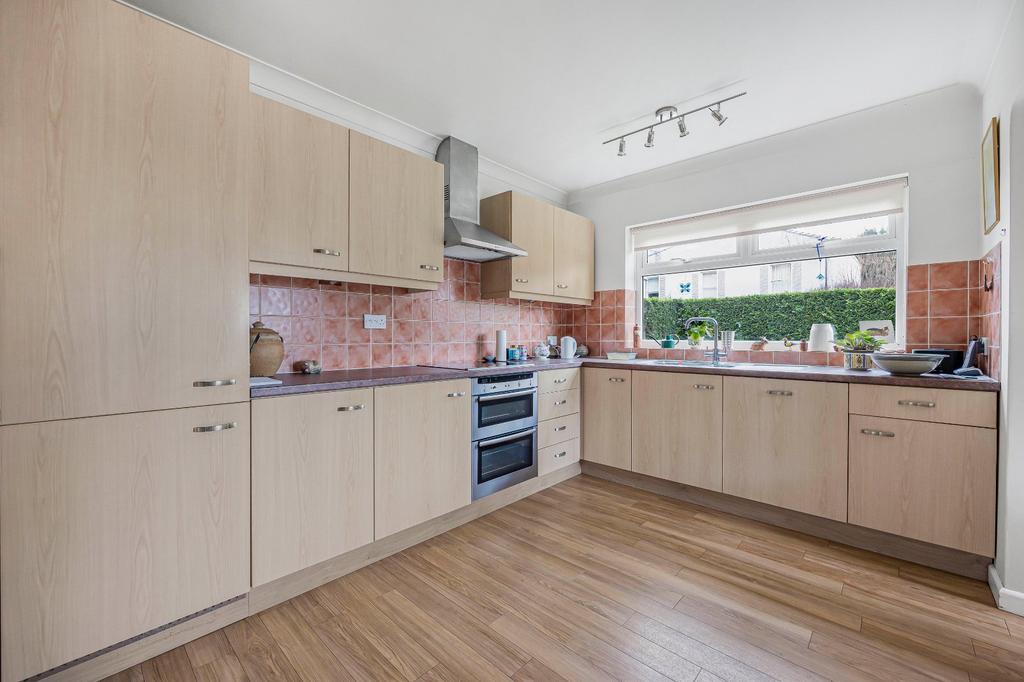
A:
[[633, 177, 907, 346]]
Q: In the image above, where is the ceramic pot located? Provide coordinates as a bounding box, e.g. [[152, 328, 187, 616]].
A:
[[250, 321, 284, 377], [843, 351, 872, 371]]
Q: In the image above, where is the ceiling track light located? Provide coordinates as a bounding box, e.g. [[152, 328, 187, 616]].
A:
[[602, 91, 746, 155]]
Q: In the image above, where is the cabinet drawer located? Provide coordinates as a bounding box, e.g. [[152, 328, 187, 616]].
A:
[[539, 438, 580, 476], [539, 367, 580, 394], [849, 415, 996, 556], [849, 384, 996, 428], [538, 412, 580, 449], [539, 388, 579, 420]]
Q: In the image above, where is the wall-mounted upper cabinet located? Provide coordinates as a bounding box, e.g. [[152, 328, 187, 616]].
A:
[[480, 191, 594, 304], [349, 131, 445, 284], [0, 0, 250, 424], [248, 95, 351, 272]]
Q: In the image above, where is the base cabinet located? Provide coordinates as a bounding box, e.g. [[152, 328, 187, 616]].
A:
[[251, 390, 374, 586], [374, 379, 471, 539], [723, 377, 849, 521], [582, 368, 632, 470], [849, 415, 996, 556], [0, 404, 250, 682], [632, 372, 723, 491]]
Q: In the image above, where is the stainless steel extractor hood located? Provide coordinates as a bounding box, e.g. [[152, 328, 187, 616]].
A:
[[436, 137, 527, 262]]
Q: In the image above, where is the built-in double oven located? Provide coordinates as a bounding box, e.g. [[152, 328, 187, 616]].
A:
[[471, 372, 538, 500]]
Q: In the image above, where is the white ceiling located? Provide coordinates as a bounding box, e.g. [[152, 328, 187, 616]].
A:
[[127, 0, 1014, 194]]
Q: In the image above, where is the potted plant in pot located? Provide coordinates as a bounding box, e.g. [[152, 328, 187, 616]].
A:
[[685, 320, 713, 347], [835, 331, 883, 370]]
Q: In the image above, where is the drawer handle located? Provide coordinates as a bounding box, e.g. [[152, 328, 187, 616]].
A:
[[554, 425, 568, 432], [553, 378, 568, 384], [515, 278, 530, 283], [313, 248, 342, 257], [193, 422, 237, 433], [767, 390, 793, 396], [554, 399, 568, 406], [897, 400, 936, 408], [554, 451, 568, 459], [420, 264, 440, 271], [338, 404, 365, 412], [448, 391, 466, 397], [609, 377, 626, 383], [556, 284, 569, 289], [861, 428, 896, 438], [693, 384, 715, 390], [193, 379, 237, 387]]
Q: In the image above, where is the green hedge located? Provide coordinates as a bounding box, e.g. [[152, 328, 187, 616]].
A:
[[643, 288, 896, 341]]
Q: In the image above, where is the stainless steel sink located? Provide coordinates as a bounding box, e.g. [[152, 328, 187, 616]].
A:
[[627, 359, 808, 370]]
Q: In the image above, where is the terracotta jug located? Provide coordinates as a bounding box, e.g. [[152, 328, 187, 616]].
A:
[[250, 322, 284, 377]]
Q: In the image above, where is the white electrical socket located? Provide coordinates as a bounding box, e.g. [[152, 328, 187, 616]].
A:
[[363, 314, 387, 330]]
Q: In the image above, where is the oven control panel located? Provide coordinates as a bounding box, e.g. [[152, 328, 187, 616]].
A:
[[472, 372, 538, 395]]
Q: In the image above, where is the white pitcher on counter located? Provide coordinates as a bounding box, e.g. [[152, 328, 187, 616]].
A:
[[560, 336, 578, 359]]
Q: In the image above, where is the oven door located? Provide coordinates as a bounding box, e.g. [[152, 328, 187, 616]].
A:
[[472, 388, 537, 440], [472, 427, 538, 500]]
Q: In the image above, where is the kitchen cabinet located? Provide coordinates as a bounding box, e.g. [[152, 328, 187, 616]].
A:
[[0, 0, 250, 424], [349, 131, 445, 284], [723, 377, 848, 521], [0, 404, 250, 682], [538, 413, 580, 449], [553, 208, 596, 300], [374, 379, 471, 539], [632, 372, 723, 491], [539, 367, 581, 394], [480, 191, 595, 304], [248, 94, 351, 273], [582, 368, 632, 470], [539, 388, 580, 421], [539, 438, 581, 476], [849, 415, 996, 556], [251, 390, 374, 586], [849, 384, 996, 428]]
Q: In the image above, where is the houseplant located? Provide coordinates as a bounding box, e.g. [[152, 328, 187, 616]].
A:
[[835, 330, 883, 370]]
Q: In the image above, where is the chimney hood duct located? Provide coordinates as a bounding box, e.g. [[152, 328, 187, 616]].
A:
[[436, 137, 527, 262]]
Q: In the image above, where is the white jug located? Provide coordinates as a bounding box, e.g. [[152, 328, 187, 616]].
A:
[[808, 323, 836, 352], [559, 336, 578, 359]]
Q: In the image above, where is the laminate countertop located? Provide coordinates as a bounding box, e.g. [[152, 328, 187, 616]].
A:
[[250, 355, 997, 397]]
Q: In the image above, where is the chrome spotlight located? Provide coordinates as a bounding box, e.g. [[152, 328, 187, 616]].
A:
[[617, 138, 626, 156], [677, 116, 689, 137], [644, 127, 655, 148], [709, 105, 727, 126]]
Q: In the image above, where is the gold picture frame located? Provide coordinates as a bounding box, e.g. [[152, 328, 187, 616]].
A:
[[982, 117, 1000, 234]]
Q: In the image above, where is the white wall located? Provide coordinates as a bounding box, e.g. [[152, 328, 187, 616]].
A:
[[569, 84, 982, 291], [982, 0, 1024, 614]]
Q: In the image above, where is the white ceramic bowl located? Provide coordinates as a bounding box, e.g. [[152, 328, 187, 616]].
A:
[[606, 351, 637, 360], [870, 353, 945, 375]]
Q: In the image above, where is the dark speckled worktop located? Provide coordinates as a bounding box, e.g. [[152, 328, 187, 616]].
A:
[[250, 356, 997, 397]]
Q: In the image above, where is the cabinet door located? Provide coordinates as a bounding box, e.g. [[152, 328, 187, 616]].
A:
[[849, 416, 996, 556], [553, 208, 595, 301], [582, 368, 632, 469], [374, 379, 471, 538], [632, 372, 723, 491], [510, 193, 555, 295], [723, 377, 848, 521], [0, 0, 249, 424], [0, 404, 250, 681], [249, 95, 350, 272], [349, 131, 444, 283], [251, 390, 374, 586]]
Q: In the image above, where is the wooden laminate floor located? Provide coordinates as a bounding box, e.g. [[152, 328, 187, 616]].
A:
[[108, 475, 1024, 682]]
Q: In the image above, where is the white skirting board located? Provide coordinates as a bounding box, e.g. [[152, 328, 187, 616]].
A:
[[988, 564, 1024, 616]]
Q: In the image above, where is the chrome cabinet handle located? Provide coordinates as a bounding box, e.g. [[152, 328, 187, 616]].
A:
[[515, 278, 530, 283], [554, 425, 567, 432], [693, 384, 715, 390], [556, 284, 569, 289], [767, 389, 793, 396], [554, 451, 568, 459], [609, 377, 626, 383], [193, 379, 237, 387], [861, 428, 896, 438], [553, 399, 568, 406], [338, 404, 365, 412], [897, 400, 936, 408], [447, 391, 466, 397], [313, 248, 342, 257], [553, 378, 568, 384], [193, 422, 237, 433], [479, 428, 536, 448], [420, 264, 440, 271], [478, 388, 535, 402]]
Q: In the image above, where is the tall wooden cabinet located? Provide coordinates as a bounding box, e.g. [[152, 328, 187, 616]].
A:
[[480, 191, 595, 304], [0, 0, 250, 425], [632, 372, 723, 491], [349, 131, 445, 284], [373, 379, 471, 539], [581, 368, 632, 470], [723, 377, 849, 521], [248, 95, 351, 273], [0, 404, 250, 682], [251, 390, 375, 586]]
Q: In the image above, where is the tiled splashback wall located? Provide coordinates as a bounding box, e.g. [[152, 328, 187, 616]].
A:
[[250, 258, 574, 372]]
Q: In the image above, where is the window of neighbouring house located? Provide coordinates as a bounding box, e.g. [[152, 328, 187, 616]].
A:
[[633, 178, 906, 345]]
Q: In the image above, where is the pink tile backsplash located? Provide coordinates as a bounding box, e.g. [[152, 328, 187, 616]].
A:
[[251, 259, 580, 373]]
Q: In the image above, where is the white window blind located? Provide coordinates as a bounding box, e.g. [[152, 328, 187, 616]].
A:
[[631, 177, 907, 252]]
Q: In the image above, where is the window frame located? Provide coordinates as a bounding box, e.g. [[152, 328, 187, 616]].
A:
[[634, 213, 907, 349]]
